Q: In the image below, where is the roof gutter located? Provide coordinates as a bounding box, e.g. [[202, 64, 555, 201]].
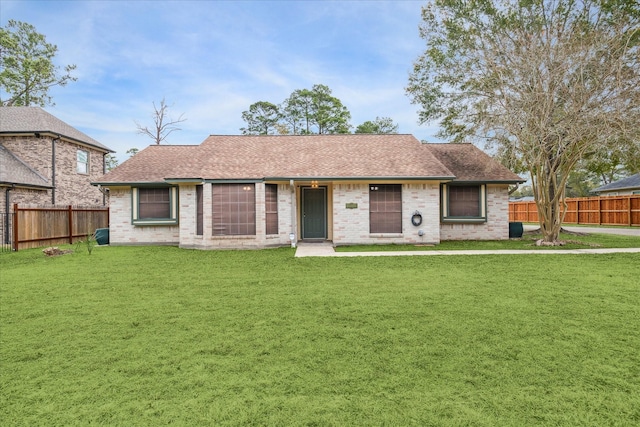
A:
[[51, 134, 60, 204], [0, 130, 115, 153], [90, 181, 172, 187], [448, 179, 526, 185], [264, 176, 458, 182], [0, 181, 53, 190]]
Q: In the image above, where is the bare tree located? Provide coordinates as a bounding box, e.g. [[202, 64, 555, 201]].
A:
[[407, 0, 640, 244], [135, 98, 186, 144]]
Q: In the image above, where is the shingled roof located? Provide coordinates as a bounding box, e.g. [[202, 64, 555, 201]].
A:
[[94, 134, 523, 185], [425, 143, 523, 183], [592, 173, 640, 193], [0, 106, 113, 152], [0, 144, 50, 188]]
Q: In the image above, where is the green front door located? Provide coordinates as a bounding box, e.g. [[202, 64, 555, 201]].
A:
[[302, 187, 327, 239]]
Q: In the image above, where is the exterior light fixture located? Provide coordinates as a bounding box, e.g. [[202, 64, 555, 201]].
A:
[[311, 181, 319, 188]]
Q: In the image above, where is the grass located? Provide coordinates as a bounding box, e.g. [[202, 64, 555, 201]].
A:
[[1, 245, 639, 425], [336, 231, 640, 251]]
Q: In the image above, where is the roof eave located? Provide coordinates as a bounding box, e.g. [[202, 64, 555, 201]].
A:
[[91, 181, 170, 187], [449, 179, 526, 184], [0, 181, 53, 190], [164, 178, 205, 184], [593, 185, 640, 193], [263, 175, 458, 181], [0, 130, 114, 153]]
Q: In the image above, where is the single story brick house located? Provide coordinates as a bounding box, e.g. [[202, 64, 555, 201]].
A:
[[591, 173, 640, 196], [92, 134, 523, 249]]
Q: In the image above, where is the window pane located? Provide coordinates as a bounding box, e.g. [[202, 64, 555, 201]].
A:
[[212, 184, 256, 235], [265, 184, 278, 235], [139, 188, 170, 219], [77, 150, 88, 174], [196, 185, 203, 235], [449, 186, 480, 217], [370, 184, 402, 233]]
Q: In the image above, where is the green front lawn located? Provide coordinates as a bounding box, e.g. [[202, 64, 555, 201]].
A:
[[1, 246, 639, 426], [337, 231, 640, 251]]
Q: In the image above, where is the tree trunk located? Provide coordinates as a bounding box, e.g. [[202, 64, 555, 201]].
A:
[[533, 157, 564, 244]]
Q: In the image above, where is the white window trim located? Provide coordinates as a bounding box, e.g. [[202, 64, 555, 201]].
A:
[[77, 149, 89, 174]]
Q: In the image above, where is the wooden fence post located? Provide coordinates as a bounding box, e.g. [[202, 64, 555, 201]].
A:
[[68, 205, 73, 244], [13, 203, 19, 252]]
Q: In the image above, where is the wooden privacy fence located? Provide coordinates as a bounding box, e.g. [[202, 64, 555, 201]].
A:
[[12, 204, 109, 251], [509, 195, 640, 226]]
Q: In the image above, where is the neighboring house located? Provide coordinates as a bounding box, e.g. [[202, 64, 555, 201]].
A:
[[0, 107, 114, 215], [591, 173, 640, 196], [93, 134, 523, 249]]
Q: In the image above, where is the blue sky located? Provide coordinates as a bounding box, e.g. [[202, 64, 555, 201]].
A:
[[1, 0, 440, 163]]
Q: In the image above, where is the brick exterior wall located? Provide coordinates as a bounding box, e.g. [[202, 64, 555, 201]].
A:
[[439, 185, 510, 240], [108, 187, 179, 245], [1, 135, 108, 214], [0, 187, 48, 215], [332, 183, 441, 245], [180, 183, 294, 250], [106, 182, 511, 249]]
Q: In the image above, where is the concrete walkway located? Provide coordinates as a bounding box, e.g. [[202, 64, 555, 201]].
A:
[[294, 240, 640, 258]]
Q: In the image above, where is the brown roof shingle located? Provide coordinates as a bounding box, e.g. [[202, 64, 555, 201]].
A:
[[97, 145, 201, 183], [0, 144, 50, 187], [94, 135, 523, 184], [425, 143, 523, 183], [0, 107, 113, 152], [196, 134, 454, 179]]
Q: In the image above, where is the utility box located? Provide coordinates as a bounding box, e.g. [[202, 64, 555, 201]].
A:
[[509, 222, 523, 238], [95, 228, 110, 245]]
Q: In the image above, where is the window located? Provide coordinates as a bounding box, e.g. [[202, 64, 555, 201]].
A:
[[449, 186, 480, 216], [370, 184, 402, 233], [265, 184, 278, 235], [441, 184, 486, 222], [212, 184, 256, 235], [196, 185, 203, 236], [131, 187, 178, 225], [139, 188, 170, 218], [77, 149, 89, 174]]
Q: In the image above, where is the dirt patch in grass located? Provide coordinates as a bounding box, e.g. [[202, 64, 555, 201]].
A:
[[42, 247, 73, 256]]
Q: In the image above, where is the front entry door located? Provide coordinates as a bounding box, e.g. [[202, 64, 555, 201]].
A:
[[302, 187, 327, 240]]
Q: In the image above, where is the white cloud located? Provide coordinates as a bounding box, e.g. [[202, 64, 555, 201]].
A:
[[2, 0, 444, 161]]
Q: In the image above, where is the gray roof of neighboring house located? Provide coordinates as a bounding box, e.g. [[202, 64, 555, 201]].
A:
[[0, 106, 113, 152], [0, 144, 50, 188], [94, 134, 524, 185], [592, 173, 640, 193]]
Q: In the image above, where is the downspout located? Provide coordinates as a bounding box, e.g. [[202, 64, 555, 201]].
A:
[[102, 153, 107, 206], [4, 184, 14, 245], [51, 135, 61, 205], [290, 179, 296, 247]]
